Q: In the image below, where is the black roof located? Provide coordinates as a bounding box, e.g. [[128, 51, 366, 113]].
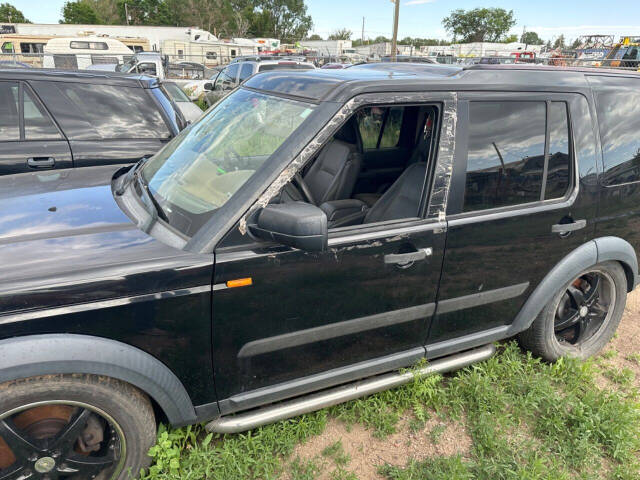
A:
[[244, 62, 640, 103], [0, 67, 159, 88]]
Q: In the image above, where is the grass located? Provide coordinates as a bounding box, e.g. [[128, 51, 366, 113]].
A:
[[140, 342, 640, 480]]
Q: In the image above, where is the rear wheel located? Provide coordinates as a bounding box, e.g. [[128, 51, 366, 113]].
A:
[[0, 375, 156, 480], [518, 261, 627, 361]]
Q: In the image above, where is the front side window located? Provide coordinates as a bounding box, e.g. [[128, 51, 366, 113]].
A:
[[1, 42, 13, 53], [463, 101, 571, 212], [142, 88, 315, 236]]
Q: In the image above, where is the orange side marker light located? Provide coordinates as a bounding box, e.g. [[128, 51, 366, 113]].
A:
[[226, 278, 253, 288]]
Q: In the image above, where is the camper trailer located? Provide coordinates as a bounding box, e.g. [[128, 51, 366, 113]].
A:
[[43, 37, 133, 70]]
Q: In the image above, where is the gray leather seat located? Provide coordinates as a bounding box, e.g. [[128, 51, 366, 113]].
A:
[[302, 138, 362, 205], [364, 163, 427, 223]]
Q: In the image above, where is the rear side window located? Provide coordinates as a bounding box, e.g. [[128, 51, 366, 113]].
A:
[[463, 101, 571, 212], [49, 83, 171, 140], [0, 82, 19, 140], [356, 106, 404, 150], [591, 78, 640, 185], [23, 87, 61, 140]]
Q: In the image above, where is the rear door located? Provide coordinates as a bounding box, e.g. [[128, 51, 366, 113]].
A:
[[31, 81, 172, 167], [0, 81, 72, 175], [426, 92, 600, 357]]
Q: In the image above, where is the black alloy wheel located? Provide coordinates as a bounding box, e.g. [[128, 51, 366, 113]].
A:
[[518, 261, 627, 361], [0, 402, 125, 480], [553, 271, 615, 346]]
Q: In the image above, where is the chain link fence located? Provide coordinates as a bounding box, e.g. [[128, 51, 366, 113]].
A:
[[1, 52, 638, 75]]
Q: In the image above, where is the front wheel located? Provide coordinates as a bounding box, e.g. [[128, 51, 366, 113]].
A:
[[518, 261, 628, 361], [0, 374, 157, 480]]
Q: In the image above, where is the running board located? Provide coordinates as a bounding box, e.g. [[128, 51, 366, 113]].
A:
[[206, 344, 496, 434]]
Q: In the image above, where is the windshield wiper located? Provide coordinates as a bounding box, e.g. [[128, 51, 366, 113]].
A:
[[135, 172, 170, 225]]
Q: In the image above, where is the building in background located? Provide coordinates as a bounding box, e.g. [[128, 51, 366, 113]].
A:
[[0, 23, 217, 51]]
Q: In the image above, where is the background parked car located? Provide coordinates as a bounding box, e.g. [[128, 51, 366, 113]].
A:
[[0, 68, 185, 175], [162, 81, 205, 123], [204, 57, 316, 106]]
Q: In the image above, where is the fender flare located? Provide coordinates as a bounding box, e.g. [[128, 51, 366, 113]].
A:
[[508, 236, 638, 336], [0, 334, 197, 427]]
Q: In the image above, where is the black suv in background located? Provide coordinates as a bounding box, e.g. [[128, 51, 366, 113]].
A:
[[0, 64, 640, 479], [0, 69, 184, 175]]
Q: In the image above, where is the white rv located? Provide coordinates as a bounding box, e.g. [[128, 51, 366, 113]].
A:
[[43, 37, 132, 70]]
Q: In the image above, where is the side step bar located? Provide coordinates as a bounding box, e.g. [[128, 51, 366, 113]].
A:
[[206, 344, 496, 434]]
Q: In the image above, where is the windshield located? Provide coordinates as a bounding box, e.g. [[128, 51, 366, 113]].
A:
[[163, 82, 191, 102], [141, 88, 315, 236], [117, 57, 137, 72]]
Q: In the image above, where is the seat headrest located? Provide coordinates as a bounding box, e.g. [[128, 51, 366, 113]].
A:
[[334, 116, 359, 146]]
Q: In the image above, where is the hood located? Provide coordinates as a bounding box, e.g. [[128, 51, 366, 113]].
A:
[[0, 165, 132, 244], [0, 166, 213, 315]]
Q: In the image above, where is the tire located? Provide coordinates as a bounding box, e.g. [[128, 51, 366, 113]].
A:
[[0, 374, 156, 480], [518, 261, 627, 361]]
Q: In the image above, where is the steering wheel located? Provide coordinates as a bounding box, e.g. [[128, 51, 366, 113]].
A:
[[293, 173, 316, 205]]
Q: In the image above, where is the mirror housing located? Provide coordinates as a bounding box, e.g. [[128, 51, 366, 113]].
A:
[[203, 82, 213, 91], [249, 202, 328, 252]]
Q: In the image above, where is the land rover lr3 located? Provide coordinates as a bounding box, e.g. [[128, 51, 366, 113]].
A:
[[0, 64, 639, 479]]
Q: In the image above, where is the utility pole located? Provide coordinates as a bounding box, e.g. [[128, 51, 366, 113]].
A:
[[362, 17, 365, 44], [125, 3, 130, 26], [391, 0, 400, 61]]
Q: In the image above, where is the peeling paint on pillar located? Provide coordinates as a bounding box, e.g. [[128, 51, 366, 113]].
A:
[[427, 92, 457, 219]]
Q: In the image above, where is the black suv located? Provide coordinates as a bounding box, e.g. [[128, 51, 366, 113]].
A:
[[0, 64, 638, 479], [0, 68, 184, 175]]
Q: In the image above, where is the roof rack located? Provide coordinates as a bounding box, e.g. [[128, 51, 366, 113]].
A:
[[231, 55, 307, 64]]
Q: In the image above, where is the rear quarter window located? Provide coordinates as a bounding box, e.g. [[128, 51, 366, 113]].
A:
[[589, 76, 640, 185], [36, 82, 171, 140]]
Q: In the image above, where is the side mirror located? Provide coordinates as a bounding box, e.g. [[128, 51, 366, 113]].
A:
[[249, 202, 328, 252], [204, 82, 213, 91]]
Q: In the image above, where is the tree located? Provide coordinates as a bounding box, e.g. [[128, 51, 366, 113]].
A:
[[442, 8, 516, 43], [553, 34, 566, 49], [307, 34, 323, 41], [502, 34, 518, 43], [328, 28, 352, 41], [245, 0, 313, 43], [0, 3, 30, 23], [61, 1, 101, 24], [115, 0, 180, 26], [520, 31, 544, 46]]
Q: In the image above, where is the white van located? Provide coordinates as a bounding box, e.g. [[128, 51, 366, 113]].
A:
[[43, 37, 132, 70]]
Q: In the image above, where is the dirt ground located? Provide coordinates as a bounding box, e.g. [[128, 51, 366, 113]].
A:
[[286, 415, 471, 480], [285, 289, 640, 480]]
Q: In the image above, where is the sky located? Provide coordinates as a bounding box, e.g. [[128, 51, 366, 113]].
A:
[[7, 0, 640, 43]]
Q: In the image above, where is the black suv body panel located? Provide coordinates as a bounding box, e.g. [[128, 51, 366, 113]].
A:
[[1, 65, 640, 426]]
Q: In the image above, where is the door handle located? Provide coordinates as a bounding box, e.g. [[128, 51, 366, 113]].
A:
[[551, 219, 586, 234], [384, 248, 432, 265], [27, 157, 55, 169]]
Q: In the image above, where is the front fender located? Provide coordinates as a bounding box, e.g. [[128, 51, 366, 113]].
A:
[[508, 237, 638, 336], [0, 334, 197, 427]]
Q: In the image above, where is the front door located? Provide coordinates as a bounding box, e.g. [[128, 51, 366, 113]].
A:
[[211, 93, 457, 413], [426, 92, 600, 357], [0, 81, 72, 175]]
